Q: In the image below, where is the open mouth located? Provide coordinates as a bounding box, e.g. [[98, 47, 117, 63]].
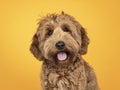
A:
[[56, 52, 69, 62]]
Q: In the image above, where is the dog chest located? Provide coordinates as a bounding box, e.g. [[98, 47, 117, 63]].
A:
[[41, 62, 87, 90]]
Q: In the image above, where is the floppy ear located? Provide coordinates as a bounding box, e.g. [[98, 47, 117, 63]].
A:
[[79, 27, 90, 55], [30, 33, 43, 60]]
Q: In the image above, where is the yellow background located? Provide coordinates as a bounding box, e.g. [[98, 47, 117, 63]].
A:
[[0, 0, 120, 90]]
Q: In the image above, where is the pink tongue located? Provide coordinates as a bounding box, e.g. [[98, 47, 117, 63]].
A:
[[57, 52, 67, 61]]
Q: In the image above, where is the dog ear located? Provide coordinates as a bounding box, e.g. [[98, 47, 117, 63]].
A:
[[30, 33, 43, 61], [79, 27, 90, 55]]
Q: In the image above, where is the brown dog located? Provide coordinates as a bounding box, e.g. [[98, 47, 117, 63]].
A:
[[30, 12, 99, 90]]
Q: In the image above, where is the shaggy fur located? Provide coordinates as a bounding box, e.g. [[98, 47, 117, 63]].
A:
[[30, 12, 99, 90]]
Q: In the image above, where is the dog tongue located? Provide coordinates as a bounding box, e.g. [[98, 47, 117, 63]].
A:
[[57, 52, 67, 61]]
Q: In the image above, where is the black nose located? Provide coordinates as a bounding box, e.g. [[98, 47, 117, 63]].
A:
[[55, 41, 65, 50]]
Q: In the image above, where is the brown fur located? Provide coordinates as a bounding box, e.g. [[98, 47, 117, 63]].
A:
[[30, 12, 99, 90]]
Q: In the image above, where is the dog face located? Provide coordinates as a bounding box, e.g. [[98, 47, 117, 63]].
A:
[[30, 12, 89, 67]]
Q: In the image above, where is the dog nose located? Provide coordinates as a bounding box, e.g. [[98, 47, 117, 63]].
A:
[[56, 41, 65, 50]]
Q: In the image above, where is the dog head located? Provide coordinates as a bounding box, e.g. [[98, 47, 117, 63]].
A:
[[30, 12, 89, 67]]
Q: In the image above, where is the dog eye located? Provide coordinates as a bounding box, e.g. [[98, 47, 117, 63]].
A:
[[47, 29, 53, 36], [62, 25, 70, 32]]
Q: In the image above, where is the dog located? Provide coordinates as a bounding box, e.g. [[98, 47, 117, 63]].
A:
[[30, 12, 99, 90]]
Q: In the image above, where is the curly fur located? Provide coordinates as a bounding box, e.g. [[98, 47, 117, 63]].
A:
[[30, 12, 99, 90]]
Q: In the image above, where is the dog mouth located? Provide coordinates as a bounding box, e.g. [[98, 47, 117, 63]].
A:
[[56, 51, 69, 62], [57, 52, 67, 61]]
